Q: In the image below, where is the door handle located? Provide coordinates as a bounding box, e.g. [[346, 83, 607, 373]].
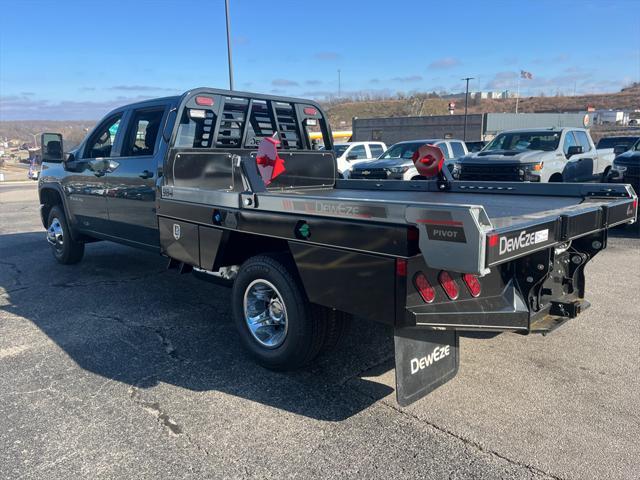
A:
[[139, 170, 154, 179]]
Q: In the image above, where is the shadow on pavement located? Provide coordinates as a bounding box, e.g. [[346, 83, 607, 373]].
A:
[[0, 231, 395, 421]]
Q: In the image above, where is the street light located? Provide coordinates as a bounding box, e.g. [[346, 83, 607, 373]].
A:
[[224, 0, 234, 90], [461, 77, 474, 141]]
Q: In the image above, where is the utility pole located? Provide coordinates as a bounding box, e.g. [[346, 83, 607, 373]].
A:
[[461, 77, 474, 141], [337, 69, 341, 98], [515, 75, 520, 113], [224, 0, 234, 90]]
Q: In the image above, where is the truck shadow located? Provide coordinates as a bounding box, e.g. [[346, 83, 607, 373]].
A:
[[0, 232, 394, 421]]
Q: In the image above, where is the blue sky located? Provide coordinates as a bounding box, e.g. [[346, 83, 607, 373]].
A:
[[1, 0, 639, 120]]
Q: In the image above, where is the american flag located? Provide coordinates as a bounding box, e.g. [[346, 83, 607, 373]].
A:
[[520, 70, 533, 79]]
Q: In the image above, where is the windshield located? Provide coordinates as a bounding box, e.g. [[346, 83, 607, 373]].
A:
[[485, 132, 561, 152], [597, 137, 639, 149], [333, 144, 349, 157], [380, 142, 427, 160]]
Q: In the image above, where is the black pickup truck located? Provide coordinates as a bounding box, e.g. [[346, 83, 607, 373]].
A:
[[38, 88, 638, 406]]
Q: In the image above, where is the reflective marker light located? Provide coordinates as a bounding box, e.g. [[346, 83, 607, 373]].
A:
[[188, 109, 206, 119], [195, 96, 214, 106], [413, 272, 435, 303], [438, 271, 459, 300], [463, 273, 481, 297], [396, 258, 407, 277], [303, 106, 318, 116]]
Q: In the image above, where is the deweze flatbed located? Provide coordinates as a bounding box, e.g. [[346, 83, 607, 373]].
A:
[[38, 88, 638, 406]]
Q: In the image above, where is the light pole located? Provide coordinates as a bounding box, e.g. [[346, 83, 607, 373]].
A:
[[461, 77, 474, 141], [337, 69, 341, 98], [224, 0, 234, 90]]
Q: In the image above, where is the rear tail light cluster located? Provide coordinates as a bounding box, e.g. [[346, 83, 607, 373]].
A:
[[413, 272, 436, 303], [412, 270, 482, 303]]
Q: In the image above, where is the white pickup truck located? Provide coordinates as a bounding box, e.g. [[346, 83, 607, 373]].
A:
[[453, 128, 615, 183], [333, 141, 387, 178]]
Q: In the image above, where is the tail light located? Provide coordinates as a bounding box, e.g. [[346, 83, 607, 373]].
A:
[[462, 273, 481, 297], [396, 258, 407, 277], [195, 96, 214, 106], [413, 272, 435, 303], [438, 271, 459, 300]]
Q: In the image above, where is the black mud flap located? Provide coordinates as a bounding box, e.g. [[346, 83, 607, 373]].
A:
[[394, 328, 459, 407]]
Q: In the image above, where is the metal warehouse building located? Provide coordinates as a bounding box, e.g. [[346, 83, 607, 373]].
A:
[[352, 112, 590, 144]]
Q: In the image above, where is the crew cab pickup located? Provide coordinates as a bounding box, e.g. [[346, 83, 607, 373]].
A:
[[38, 89, 638, 406], [454, 128, 615, 183]]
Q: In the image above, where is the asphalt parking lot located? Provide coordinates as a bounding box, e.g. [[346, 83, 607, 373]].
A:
[[1, 182, 639, 479]]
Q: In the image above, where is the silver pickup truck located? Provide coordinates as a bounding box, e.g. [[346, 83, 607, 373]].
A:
[[453, 128, 615, 183]]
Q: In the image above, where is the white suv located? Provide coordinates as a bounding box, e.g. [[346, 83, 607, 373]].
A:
[[333, 142, 387, 178]]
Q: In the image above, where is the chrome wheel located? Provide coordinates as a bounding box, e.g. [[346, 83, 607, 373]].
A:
[[243, 279, 288, 348], [47, 218, 64, 252]]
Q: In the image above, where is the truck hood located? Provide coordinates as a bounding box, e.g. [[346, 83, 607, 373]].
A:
[[352, 158, 414, 170], [614, 150, 640, 165], [459, 150, 548, 165]]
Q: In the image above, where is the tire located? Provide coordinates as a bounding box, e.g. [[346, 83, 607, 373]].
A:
[[318, 307, 349, 353], [601, 167, 610, 183], [549, 173, 563, 183], [232, 255, 326, 370], [47, 206, 85, 264]]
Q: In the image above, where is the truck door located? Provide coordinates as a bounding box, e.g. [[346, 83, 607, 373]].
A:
[[103, 104, 168, 248], [561, 131, 590, 182], [64, 112, 124, 234], [573, 130, 597, 180]]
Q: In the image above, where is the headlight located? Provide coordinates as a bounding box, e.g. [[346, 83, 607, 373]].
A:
[[612, 164, 627, 173], [388, 166, 409, 174]]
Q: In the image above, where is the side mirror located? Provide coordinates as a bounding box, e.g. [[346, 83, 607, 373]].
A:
[[613, 144, 628, 155], [346, 154, 358, 160], [566, 145, 583, 157], [41, 133, 64, 162]]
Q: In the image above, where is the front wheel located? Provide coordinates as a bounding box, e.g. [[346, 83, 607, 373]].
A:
[[231, 255, 327, 370], [47, 206, 85, 264]]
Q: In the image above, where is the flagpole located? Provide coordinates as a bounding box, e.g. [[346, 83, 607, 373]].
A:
[[515, 73, 520, 114]]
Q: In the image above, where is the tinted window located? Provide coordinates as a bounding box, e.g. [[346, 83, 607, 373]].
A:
[[573, 131, 591, 152], [563, 132, 578, 155], [485, 132, 561, 152], [334, 144, 349, 157], [244, 100, 275, 148], [348, 145, 367, 160], [175, 107, 217, 148], [86, 114, 122, 158], [435, 143, 451, 159], [124, 108, 165, 156], [369, 144, 384, 157], [596, 137, 638, 149], [380, 142, 425, 160], [450, 141, 466, 158]]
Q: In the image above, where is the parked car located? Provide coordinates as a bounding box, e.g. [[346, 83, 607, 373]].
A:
[[596, 136, 639, 153], [453, 128, 614, 182], [28, 156, 41, 180], [607, 138, 640, 193], [349, 139, 468, 180], [333, 141, 386, 178]]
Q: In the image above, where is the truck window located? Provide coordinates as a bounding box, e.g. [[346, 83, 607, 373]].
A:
[[450, 141, 466, 158], [85, 114, 122, 158], [123, 108, 165, 156], [175, 106, 217, 149], [573, 131, 592, 152], [244, 100, 275, 148], [562, 132, 579, 155], [435, 143, 451, 159], [348, 145, 367, 159], [369, 144, 384, 157]]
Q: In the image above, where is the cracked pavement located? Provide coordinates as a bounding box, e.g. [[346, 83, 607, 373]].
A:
[[1, 183, 639, 479]]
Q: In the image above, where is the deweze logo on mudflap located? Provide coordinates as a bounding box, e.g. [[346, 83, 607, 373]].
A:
[[410, 345, 451, 374], [488, 226, 553, 263]]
